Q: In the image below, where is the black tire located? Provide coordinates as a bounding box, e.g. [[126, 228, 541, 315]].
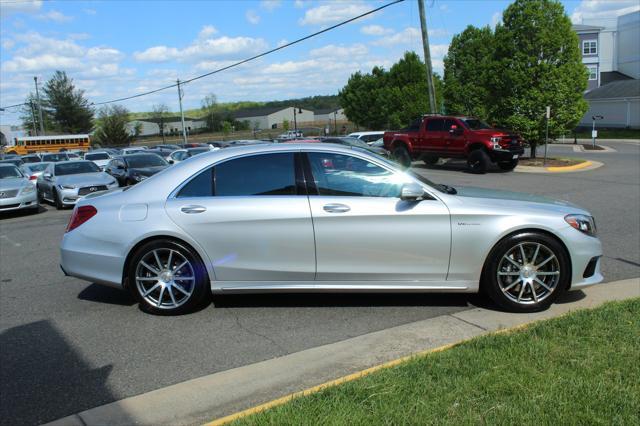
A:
[[128, 239, 210, 315], [482, 232, 570, 313], [393, 145, 412, 169], [467, 149, 490, 174], [37, 187, 44, 204], [498, 159, 518, 171], [423, 156, 439, 166], [53, 189, 64, 210]]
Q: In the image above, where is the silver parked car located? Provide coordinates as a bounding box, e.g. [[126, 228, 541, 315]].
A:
[[60, 144, 603, 315], [21, 162, 52, 185], [37, 160, 119, 209], [0, 164, 39, 213]]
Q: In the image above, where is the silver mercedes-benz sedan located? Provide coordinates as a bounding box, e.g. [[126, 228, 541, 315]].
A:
[[37, 160, 119, 209], [60, 144, 603, 315]]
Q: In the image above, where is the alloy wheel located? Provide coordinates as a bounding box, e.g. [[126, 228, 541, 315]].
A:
[[496, 242, 561, 305], [135, 248, 196, 310]]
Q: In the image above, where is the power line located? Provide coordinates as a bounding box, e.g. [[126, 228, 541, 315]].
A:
[[91, 0, 405, 106], [0, 102, 28, 111]]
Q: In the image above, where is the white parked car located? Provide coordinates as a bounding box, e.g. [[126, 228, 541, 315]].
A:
[[348, 131, 386, 145], [84, 151, 112, 170]]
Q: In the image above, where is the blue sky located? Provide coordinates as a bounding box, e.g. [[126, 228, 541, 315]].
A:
[[1, 0, 638, 125]]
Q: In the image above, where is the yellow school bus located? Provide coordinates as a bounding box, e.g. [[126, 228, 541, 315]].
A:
[[7, 134, 91, 155]]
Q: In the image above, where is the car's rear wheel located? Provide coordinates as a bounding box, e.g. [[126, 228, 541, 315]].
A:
[[129, 239, 209, 315], [482, 232, 570, 312], [423, 156, 439, 166], [498, 159, 518, 171], [467, 149, 490, 173], [393, 145, 412, 169]]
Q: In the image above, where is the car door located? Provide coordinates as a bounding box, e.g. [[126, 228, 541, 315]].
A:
[[165, 151, 316, 283], [39, 163, 54, 199], [423, 118, 446, 154], [444, 118, 466, 156], [305, 151, 451, 282]]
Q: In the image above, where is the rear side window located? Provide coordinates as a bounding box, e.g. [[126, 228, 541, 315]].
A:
[[443, 119, 457, 131], [407, 118, 422, 131], [177, 153, 296, 197], [425, 119, 444, 131]]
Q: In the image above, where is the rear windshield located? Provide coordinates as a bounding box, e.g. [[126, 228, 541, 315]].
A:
[[42, 154, 69, 162], [26, 163, 50, 172], [55, 162, 100, 176], [85, 153, 110, 160], [0, 166, 22, 179]]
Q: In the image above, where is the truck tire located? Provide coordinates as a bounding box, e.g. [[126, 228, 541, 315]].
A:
[[423, 156, 439, 166], [393, 145, 412, 169], [467, 149, 489, 174], [498, 159, 519, 171]]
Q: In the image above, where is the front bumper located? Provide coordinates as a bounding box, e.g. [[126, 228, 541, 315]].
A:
[[58, 183, 118, 205], [564, 229, 604, 290], [0, 191, 38, 211], [491, 147, 525, 162]]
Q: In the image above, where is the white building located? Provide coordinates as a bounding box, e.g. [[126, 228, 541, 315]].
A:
[[126, 116, 207, 136], [232, 107, 314, 130], [578, 80, 640, 129], [314, 107, 346, 122]]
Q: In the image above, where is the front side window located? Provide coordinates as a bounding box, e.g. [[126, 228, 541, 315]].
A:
[[307, 152, 403, 198], [178, 153, 297, 198], [426, 119, 444, 132], [583, 40, 597, 55]]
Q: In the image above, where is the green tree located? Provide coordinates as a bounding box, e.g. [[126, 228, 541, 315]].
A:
[[42, 71, 94, 133], [340, 52, 443, 129], [94, 105, 132, 146], [201, 93, 222, 131], [221, 121, 232, 140], [491, 0, 588, 157], [151, 103, 170, 142], [444, 25, 495, 118], [282, 119, 290, 132]]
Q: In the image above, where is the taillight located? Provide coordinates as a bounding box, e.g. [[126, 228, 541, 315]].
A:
[[29, 175, 37, 180], [66, 205, 97, 233]]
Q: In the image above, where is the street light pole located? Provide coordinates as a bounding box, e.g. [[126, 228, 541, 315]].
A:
[[293, 107, 298, 134], [176, 79, 187, 145], [544, 106, 550, 166], [34, 76, 45, 136], [29, 101, 38, 136], [417, 0, 437, 113]]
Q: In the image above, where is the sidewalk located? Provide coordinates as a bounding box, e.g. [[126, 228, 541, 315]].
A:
[[46, 278, 640, 426]]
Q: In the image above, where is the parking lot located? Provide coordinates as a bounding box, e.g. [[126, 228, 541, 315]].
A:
[[1, 140, 639, 426]]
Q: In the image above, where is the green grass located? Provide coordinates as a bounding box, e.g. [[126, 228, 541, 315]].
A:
[[572, 128, 640, 140], [232, 299, 640, 425]]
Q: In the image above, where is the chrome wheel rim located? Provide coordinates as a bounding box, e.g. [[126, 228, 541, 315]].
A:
[[497, 242, 560, 305], [135, 249, 195, 310]]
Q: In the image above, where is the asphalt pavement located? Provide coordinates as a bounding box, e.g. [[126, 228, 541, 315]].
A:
[[1, 140, 639, 425]]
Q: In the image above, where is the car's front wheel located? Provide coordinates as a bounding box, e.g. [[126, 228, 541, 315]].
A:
[[128, 239, 210, 315], [498, 159, 518, 171], [482, 232, 570, 312], [392, 145, 412, 169], [467, 149, 490, 174], [53, 189, 64, 210]]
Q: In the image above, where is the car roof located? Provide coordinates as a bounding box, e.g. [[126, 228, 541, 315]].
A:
[[348, 131, 384, 136], [0, 163, 19, 168]]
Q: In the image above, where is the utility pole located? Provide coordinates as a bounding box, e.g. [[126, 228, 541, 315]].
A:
[[34, 76, 45, 135], [176, 79, 188, 145], [293, 107, 298, 134], [29, 101, 38, 136], [417, 0, 437, 114], [544, 106, 550, 165]]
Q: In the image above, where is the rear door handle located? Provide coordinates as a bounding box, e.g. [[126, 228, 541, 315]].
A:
[[323, 203, 350, 213], [181, 205, 206, 214]]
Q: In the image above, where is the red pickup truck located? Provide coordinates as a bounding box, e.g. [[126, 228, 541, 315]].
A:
[[383, 115, 524, 173]]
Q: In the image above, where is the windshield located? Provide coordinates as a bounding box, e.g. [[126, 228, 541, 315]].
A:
[[85, 153, 110, 160], [126, 154, 168, 168], [22, 156, 41, 163], [188, 148, 210, 155], [42, 153, 69, 162], [55, 161, 100, 176], [462, 119, 493, 130], [25, 163, 50, 172], [0, 165, 22, 179]]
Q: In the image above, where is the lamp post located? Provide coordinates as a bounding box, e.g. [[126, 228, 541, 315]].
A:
[[591, 115, 603, 148], [293, 107, 303, 136]]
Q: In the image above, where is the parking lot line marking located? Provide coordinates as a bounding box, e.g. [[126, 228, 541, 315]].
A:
[[0, 235, 21, 247]]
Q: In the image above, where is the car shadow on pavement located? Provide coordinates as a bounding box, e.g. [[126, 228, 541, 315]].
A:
[[0, 320, 134, 426], [412, 160, 508, 174], [556, 289, 587, 304], [212, 292, 481, 309], [78, 283, 136, 306], [0, 205, 48, 220]]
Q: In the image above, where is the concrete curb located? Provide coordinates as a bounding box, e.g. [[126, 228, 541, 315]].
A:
[[45, 278, 640, 426], [515, 160, 603, 174], [572, 145, 617, 153]]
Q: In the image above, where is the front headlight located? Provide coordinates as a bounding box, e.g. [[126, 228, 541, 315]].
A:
[[565, 214, 597, 237], [61, 184, 77, 190], [20, 185, 35, 194]]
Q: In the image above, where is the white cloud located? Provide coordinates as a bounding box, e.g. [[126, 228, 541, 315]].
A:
[[83, 8, 97, 15], [299, 2, 370, 26], [2, 38, 15, 49], [134, 34, 268, 63], [571, 0, 640, 23], [491, 11, 502, 28], [194, 60, 236, 71], [277, 39, 288, 47], [68, 33, 91, 40], [36, 10, 73, 23], [260, 0, 281, 11], [246, 9, 260, 25], [439, 4, 449, 12], [86, 47, 124, 62], [3, 54, 83, 72], [0, 0, 42, 18], [361, 25, 394, 36], [198, 25, 217, 38], [309, 43, 368, 59], [370, 27, 447, 46], [14, 32, 85, 57], [294, 0, 311, 8]]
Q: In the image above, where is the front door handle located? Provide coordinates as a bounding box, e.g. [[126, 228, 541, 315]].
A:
[[181, 205, 207, 214], [323, 203, 350, 213]]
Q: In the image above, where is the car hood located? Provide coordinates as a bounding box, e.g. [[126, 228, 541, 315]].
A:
[[55, 172, 115, 186], [453, 186, 586, 213], [0, 177, 30, 191], [129, 166, 167, 176], [91, 159, 111, 167]]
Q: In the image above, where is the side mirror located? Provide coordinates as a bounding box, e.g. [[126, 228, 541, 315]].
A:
[[449, 125, 462, 135], [400, 183, 425, 201], [168, 160, 174, 164]]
